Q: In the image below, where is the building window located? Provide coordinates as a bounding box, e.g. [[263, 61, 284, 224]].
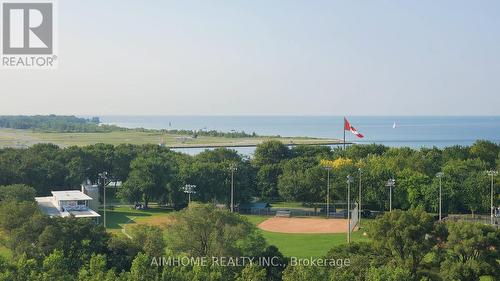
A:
[[77, 200, 86, 206]]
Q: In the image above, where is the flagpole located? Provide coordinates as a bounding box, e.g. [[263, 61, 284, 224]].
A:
[[343, 117, 346, 150]]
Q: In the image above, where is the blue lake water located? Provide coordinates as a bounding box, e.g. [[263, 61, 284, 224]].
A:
[[97, 116, 500, 155]]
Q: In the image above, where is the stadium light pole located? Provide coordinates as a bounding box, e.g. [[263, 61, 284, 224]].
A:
[[229, 163, 238, 212], [436, 172, 444, 221], [98, 172, 109, 228], [324, 166, 332, 218], [183, 184, 196, 204], [347, 175, 354, 243], [386, 178, 396, 212], [358, 168, 362, 226], [486, 170, 498, 225]]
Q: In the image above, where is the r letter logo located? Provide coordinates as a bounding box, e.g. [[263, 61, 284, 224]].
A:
[[1, 1, 57, 69]]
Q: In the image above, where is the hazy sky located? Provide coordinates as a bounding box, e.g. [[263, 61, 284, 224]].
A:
[[1, 0, 499, 115]]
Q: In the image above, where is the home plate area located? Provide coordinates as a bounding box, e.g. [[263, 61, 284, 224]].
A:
[[257, 217, 353, 234]]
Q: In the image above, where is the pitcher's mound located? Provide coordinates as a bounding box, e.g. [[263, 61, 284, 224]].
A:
[[257, 217, 350, 234]]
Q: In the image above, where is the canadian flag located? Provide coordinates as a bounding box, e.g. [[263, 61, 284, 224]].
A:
[[344, 118, 364, 138]]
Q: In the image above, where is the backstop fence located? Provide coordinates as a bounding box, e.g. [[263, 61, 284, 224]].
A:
[[350, 203, 359, 232]]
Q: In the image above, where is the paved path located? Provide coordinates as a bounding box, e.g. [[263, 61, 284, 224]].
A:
[[120, 216, 136, 239]]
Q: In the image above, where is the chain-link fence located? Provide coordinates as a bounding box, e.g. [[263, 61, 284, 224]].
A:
[[240, 202, 360, 218], [445, 214, 499, 228]]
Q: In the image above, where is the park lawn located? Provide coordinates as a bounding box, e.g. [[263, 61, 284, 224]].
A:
[[261, 229, 369, 258], [104, 205, 173, 234], [243, 215, 370, 258], [243, 214, 269, 225], [0, 128, 340, 148], [107, 210, 369, 258]]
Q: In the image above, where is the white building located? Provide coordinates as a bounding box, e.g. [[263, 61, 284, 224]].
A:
[[35, 190, 100, 219]]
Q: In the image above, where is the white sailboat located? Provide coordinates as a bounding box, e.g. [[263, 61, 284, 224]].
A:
[[392, 122, 396, 129]]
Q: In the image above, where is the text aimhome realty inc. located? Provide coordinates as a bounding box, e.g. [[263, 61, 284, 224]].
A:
[[151, 256, 351, 268]]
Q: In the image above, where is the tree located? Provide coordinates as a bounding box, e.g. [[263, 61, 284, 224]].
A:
[[129, 224, 166, 258], [78, 254, 118, 281], [291, 145, 332, 159], [106, 235, 141, 272], [128, 253, 159, 281], [497, 151, 500, 172], [12, 255, 39, 281], [370, 208, 436, 279], [395, 169, 430, 210], [166, 203, 266, 257], [112, 144, 138, 181], [440, 259, 483, 281], [0, 184, 36, 202], [441, 158, 488, 213], [366, 266, 413, 281], [470, 140, 499, 169], [343, 143, 388, 160], [442, 145, 469, 162], [37, 217, 109, 272], [120, 151, 177, 208], [180, 161, 227, 203], [277, 158, 324, 205], [17, 144, 67, 196], [441, 221, 500, 278], [0, 201, 40, 233], [325, 242, 381, 280], [83, 143, 116, 184], [40, 250, 73, 281], [282, 264, 328, 281], [260, 245, 287, 281], [256, 164, 282, 200], [180, 149, 255, 206], [361, 155, 395, 210], [195, 148, 242, 163], [253, 141, 290, 167], [236, 264, 267, 281], [64, 156, 86, 187], [416, 147, 443, 176]]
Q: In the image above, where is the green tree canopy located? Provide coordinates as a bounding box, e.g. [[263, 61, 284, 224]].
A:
[[166, 203, 266, 257], [370, 208, 436, 278], [253, 141, 290, 167]]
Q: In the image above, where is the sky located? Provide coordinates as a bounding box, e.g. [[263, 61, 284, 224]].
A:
[[1, 0, 500, 116]]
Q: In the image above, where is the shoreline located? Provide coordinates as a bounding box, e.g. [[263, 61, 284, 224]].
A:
[[0, 128, 346, 149]]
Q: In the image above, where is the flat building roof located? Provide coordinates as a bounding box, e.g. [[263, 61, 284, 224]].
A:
[[51, 190, 93, 201]]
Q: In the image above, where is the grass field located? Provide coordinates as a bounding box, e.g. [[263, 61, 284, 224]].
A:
[[104, 205, 173, 234], [261, 230, 368, 257], [244, 215, 369, 257], [0, 128, 342, 148], [104, 209, 368, 258]]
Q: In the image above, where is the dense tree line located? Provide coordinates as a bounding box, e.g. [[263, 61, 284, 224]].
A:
[[253, 140, 499, 214], [0, 115, 260, 137], [0, 190, 286, 281], [0, 143, 256, 209], [158, 129, 259, 138], [0, 115, 121, 133], [0, 140, 498, 214], [0, 189, 498, 280]]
